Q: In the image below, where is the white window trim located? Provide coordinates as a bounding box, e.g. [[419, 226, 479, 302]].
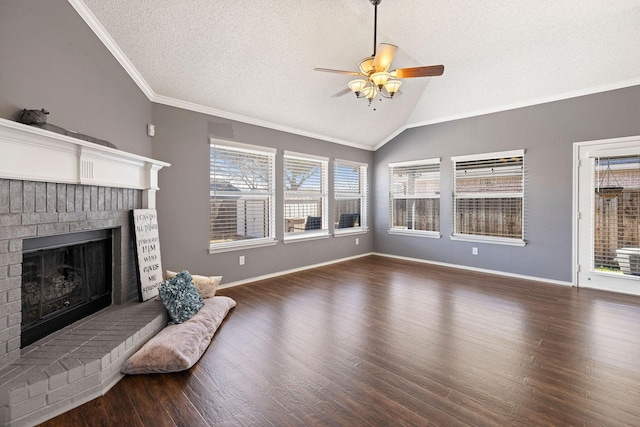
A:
[[208, 238, 279, 254], [450, 234, 526, 246], [334, 158, 369, 235], [451, 149, 526, 246], [451, 149, 524, 163], [334, 228, 369, 237], [209, 138, 277, 253], [283, 231, 331, 243], [388, 157, 441, 168], [388, 229, 441, 239], [389, 157, 441, 235], [283, 151, 329, 242]]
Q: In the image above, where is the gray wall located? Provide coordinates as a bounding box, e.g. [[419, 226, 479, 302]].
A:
[[150, 103, 374, 284], [0, 0, 152, 157], [373, 85, 640, 283], [4, 0, 640, 285]]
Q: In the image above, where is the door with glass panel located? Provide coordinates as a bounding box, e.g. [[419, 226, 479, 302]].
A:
[[577, 136, 640, 295]]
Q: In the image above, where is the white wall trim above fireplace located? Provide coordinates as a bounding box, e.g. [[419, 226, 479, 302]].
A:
[[0, 118, 170, 208]]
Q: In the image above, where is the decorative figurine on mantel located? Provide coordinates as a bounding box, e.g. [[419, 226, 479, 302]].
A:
[[17, 107, 117, 149], [20, 108, 49, 125]]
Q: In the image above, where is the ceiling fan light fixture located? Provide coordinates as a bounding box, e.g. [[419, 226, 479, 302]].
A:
[[371, 72, 391, 89], [384, 79, 402, 97], [348, 79, 367, 96], [358, 57, 375, 75], [313, 0, 444, 109], [362, 84, 378, 101]]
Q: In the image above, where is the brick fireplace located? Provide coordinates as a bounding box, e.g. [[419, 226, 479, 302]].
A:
[[0, 119, 170, 426]]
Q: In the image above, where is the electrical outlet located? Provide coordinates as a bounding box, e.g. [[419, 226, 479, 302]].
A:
[[472, 247, 478, 255], [239, 255, 245, 265], [356, 238, 359, 245]]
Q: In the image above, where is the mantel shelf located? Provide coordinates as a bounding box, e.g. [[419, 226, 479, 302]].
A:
[[0, 118, 170, 208]]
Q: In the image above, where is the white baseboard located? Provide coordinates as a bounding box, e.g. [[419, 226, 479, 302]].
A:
[[373, 252, 574, 287], [219, 251, 574, 289], [218, 252, 375, 290]]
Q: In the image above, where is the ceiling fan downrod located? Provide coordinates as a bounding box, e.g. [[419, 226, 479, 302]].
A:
[[370, 0, 381, 57]]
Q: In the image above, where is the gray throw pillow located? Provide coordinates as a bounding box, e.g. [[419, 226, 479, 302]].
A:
[[158, 271, 204, 323]]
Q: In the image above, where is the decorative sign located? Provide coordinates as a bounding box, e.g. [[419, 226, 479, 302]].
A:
[[131, 209, 163, 301]]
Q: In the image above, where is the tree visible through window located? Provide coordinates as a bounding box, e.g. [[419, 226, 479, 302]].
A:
[[389, 159, 440, 235], [452, 150, 525, 243], [209, 140, 275, 251]]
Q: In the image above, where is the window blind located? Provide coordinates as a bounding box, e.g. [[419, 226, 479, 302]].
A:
[[284, 152, 328, 234], [334, 160, 367, 230], [593, 155, 640, 273], [209, 141, 275, 249], [389, 159, 440, 234], [452, 150, 524, 241]]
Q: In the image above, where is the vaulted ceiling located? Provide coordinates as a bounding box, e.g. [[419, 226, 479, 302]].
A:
[[71, 0, 640, 150]]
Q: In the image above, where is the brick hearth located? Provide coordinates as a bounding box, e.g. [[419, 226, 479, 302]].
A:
[[0, 301, 165, 426], [0, 179, 164, 426]]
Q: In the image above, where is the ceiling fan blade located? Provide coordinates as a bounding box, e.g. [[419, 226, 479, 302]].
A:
[[393, 65, 445, 79], [314, 68, 364, 76], [372, 43, 397, 72], [332, 87, 352, 98]]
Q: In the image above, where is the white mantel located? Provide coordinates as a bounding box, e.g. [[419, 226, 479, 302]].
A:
[[0, 118, 169, 208]]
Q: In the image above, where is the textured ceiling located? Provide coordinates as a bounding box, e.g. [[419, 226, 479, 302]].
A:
[[71, 0, 640, 150]]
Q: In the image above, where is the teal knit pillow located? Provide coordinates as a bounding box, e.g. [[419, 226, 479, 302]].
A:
[[158, 271, 204, 324]]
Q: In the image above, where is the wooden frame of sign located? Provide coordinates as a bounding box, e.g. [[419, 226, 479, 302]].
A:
[[131, 209, 164, 301]]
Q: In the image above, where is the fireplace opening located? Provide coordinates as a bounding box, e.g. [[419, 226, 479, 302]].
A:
[[21, 229, 113, 348]]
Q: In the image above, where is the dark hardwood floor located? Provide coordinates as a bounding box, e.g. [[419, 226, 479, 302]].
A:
[[40, 255, 640, 426]]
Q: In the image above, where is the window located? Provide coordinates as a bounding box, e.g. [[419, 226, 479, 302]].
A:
[[452, 149, 525, 245], [388, 158, 440, 237], [283, 152, 328, 238], [209, 140, 276, 253], [592, 154, 640, 273], [334, 160, 368, 233]]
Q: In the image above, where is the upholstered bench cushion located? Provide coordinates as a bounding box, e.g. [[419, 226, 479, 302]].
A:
[[121, 296, 236, 374]]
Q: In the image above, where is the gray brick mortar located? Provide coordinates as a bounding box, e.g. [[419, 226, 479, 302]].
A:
[[0, 253, 21, 268], [58, 211, 86, 222], [74, 186, 83, 212], [8, 265, 20, 278], [0, 180, 9, 214], [0, 225, 36, 240], [37, 222, 70, 236], [0, 215, 21, 227], [35, 182, 47, 213], [46, 183, 56, 213], [65, 184, 75, 212], [9, 182, 22, 214], [8, 240, 21, 253], [22, 182, 35, 214], [0, 277, 20, 293], [21, 212, 58, 226], [56, 185, 66, 213]]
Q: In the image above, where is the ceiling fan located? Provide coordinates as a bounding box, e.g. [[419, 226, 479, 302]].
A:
[[314, 0, 444, 106]]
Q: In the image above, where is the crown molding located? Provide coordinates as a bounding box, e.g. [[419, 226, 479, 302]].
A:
[[151, 95, 374, 151], [406, 78, 640, 133], [68, 0, 156, 100]]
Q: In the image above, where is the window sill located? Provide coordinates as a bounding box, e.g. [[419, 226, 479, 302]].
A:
[[209, 238, 278, 254], [450, 234, 527, 246], [283, 231, 331, 244], [388, 229, 441, 239], [334, 228, 368, 237]]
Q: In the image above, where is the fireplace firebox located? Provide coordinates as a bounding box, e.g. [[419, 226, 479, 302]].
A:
[[21, 229, 113, 347]]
